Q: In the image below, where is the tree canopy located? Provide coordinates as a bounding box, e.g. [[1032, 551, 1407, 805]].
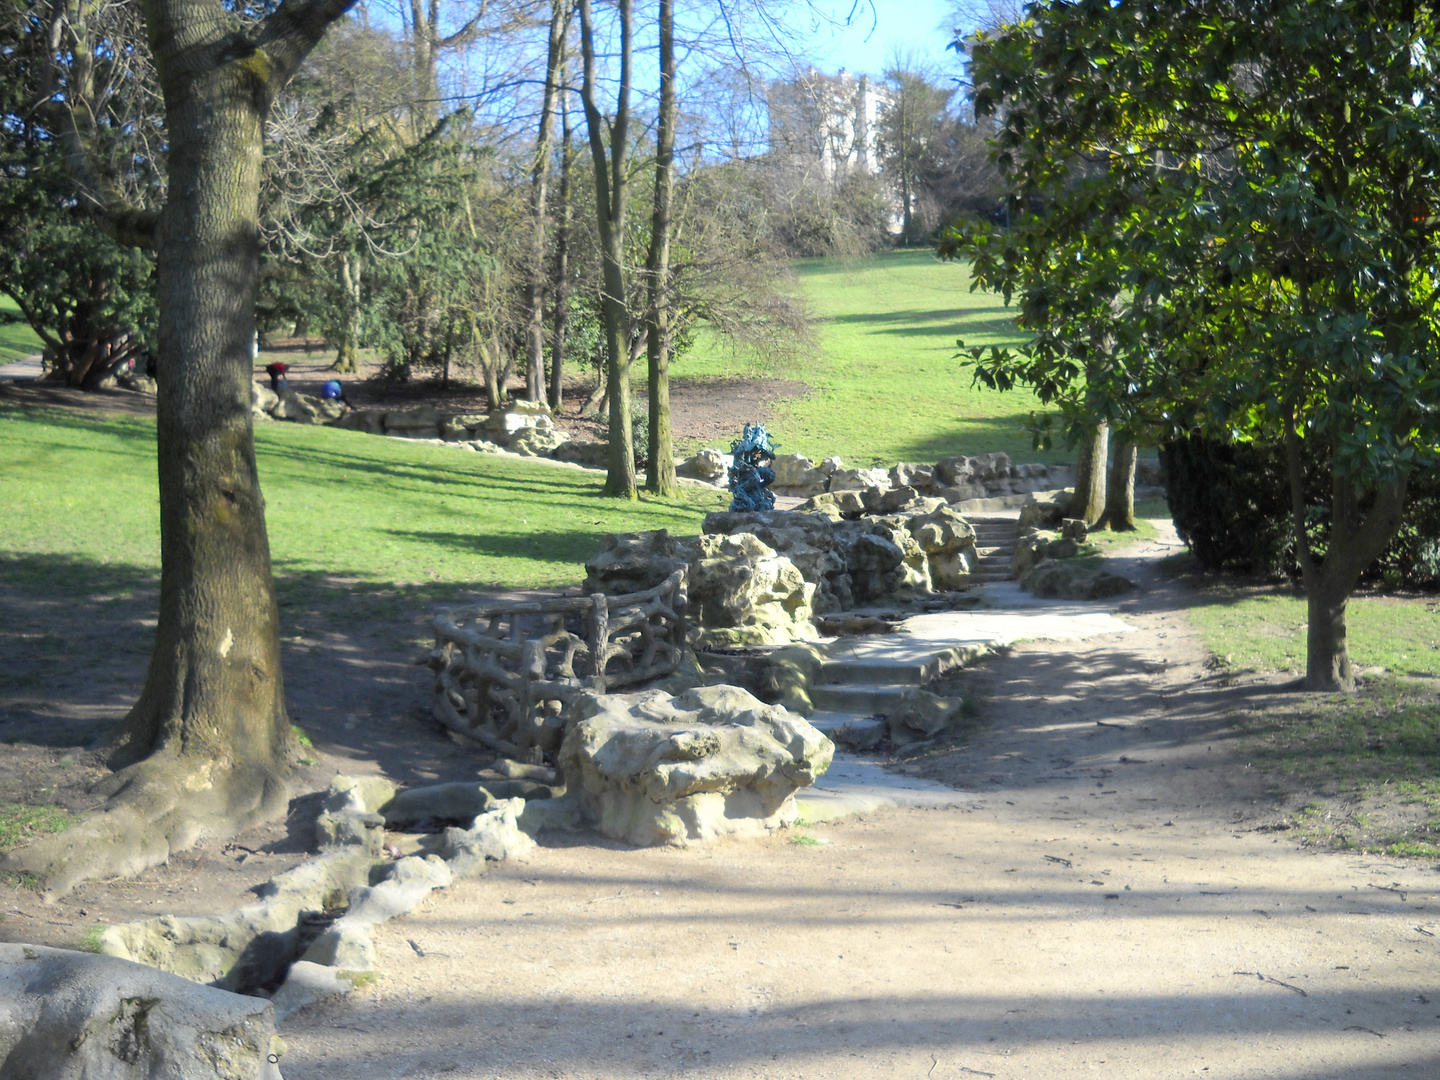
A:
[[945, 0, 1440, 690]]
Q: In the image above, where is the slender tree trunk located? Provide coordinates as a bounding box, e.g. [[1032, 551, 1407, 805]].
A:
[[1103, 437, 1137, 531], [1068, 421, 1108, 525], [577, 0, 635, 498], [548, 95, 573, 412], [331, 252, 361, 373], [523, 0, 567, 402], [643, 0, 677, 496], [1285, 423, 1407, 691]]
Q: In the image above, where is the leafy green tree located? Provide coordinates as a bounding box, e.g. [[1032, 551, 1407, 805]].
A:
[[0, 0, 159, 386], [2, 0, 359, 895], [947, 0, 1440, 691]]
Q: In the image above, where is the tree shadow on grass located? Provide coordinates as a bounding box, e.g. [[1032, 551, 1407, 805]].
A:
[[0, 552, 552, 787]]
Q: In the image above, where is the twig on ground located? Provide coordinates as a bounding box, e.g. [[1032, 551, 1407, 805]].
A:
[[1233, 971, 1307, 996], [1368, 883, 1407, 900], [1044, 855, 1072, 868], [1342, 1026, 1385, 1038]]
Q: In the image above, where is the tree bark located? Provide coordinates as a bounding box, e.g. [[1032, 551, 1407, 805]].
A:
[[522, 0, 567, 402], [1103, 436, 1137, 531], [330, 252, 361, 373], [1284, 421, 1407, 691], [643, 0, 677, 496], [1068, 421, 1108, 525], [0, 0, 356, 897], [577, 0, 636, 499], [548, 92, 573, 413]]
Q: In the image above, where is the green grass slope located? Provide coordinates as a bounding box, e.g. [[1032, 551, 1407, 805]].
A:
[[0, 408, 726, 596], [0, 299, 44, 365], [678, 250, 1056, 467]]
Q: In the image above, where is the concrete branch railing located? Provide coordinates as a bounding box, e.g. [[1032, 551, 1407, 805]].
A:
[[427, 569, 688, 761]]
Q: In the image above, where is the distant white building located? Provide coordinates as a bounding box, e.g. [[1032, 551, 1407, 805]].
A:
[[767, 68, 891, 181]]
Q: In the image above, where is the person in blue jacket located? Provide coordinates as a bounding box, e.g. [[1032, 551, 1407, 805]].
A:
[[320, 379, 350, 408]]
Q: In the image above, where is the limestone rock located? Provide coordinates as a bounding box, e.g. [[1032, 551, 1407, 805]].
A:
[[1018, 489, 1071, 529], [794, 492, 845, 520], [552, 440, 610, 468], [828, 467, 891, 494], [381, 782, 495, 827], [1060, 517, 1090, 541], [888, 688, 963, 740], [300, 855, 451, 971], [383, 405, 441, 437], [117, 372, 157, 394], [935, 451, 1012, 487], [440, 797, 537, 877], [559, 684, 833, 846], [758, 643, 828, 716], [509, 424, 569, 457], [1023, 560, 1134, 600], [890, 462, 937, 491], [676, 448, 727, 483], [584, 529, 696, 596], [251, 381, 279, 413], [482, 400, 554, 444], [688, 533, 817, 648], [704, 510, 850, 615], [771, 453, 828, 494], [906, 505, 979, 589], [0, 945, 284, 1080], [330, 407, 385, 434], [272, 389, 329, 423]]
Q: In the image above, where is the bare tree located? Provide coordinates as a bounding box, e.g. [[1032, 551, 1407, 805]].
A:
[[642, 0, 678, 495], [577, 0, 637, 498]]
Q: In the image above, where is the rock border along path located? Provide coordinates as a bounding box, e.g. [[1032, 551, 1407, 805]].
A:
[[276, 524, 1440, 1080]]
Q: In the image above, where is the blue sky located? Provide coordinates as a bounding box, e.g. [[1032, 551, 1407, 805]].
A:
[[806, 0, 964, 79]]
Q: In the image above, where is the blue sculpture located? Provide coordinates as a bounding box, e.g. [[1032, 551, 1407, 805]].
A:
[[728, 423, 777, 512]]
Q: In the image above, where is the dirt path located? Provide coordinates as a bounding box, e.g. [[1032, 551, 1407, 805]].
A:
[[279, 532, 1440, 1079]]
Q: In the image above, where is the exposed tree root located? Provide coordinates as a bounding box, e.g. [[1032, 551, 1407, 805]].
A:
[[0, 751, 290, 899]]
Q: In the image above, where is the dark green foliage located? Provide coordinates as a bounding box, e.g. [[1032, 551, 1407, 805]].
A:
[[1159, 436, 1304, 577], [1162, 435, 1440, 587], [0, 0, 159, 386]]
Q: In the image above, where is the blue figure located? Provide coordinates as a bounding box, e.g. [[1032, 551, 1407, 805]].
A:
[[728, 423, 777, 512]]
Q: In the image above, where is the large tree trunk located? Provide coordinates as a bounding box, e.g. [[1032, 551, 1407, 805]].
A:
[[522, 0, 567, 402], [578, 0, 636, 499], [643, 0, 677, 496], [1, 0, 355, 897], [1068, 421, 1108, 525], [1103, 436, 1137, 531]]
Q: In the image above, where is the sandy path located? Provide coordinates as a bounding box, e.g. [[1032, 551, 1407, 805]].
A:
[[281, 533, 1440, 1079]]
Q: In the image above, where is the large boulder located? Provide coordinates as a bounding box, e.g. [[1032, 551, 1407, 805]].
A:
[[935, 451, 1012, 488], [828, 467, 891, 495], [1018, 489, 1071, 529], [702, 510, 848, 614], [509, 425, 569, 457], [890, 462, 938, 492], [675, 448, 727, 483], [250, 381, 279, 414], [552, 440, 610, 469], [383, 405, 441, 437], [272, 389, 339, 424], [584, 530, 696, 596], [559, 684, 833, 846], [771, 453, 829, 495], [481, 399, 555, 445], [905, 504, 979, 589], [1023, 560, 1134, 600], [331, 407, 386, 434], [688, 533, 817, 647], [0, 944, 284, 1079]]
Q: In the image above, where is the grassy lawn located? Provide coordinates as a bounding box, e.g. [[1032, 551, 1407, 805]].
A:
[[0, 298, 43, 365], [1171, 563, 1440, 857], [0, 407, 727, 603], [1181, 579, 1440, 679], [678, 250, 1056, 467]]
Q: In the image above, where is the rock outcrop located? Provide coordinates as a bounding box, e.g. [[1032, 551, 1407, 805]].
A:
[[560, 685, 833, 846], [0, 945, 285, 1079]]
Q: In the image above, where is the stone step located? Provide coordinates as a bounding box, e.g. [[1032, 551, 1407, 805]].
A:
[[818, 659, 934, 686], [809, 683, 912, 714]]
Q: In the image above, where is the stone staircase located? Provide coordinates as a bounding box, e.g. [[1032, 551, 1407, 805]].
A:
[[968, 516, 1020, 584]]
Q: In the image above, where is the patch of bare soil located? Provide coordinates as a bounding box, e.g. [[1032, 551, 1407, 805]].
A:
[[0, 570, 550, 948], [5, 344, 811, 456]]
